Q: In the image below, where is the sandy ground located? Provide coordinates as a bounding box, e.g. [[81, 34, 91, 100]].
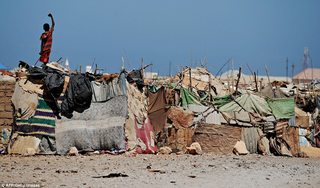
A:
[[0, 154, 320, 188]]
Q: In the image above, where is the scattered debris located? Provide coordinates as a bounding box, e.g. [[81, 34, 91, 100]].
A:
[[148, 169, 166, 174], [55, 169, 78, 173], [92, 173, 128, 178]]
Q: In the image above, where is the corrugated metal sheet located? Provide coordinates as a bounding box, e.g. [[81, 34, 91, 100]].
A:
[[241, 127, 259, 154]]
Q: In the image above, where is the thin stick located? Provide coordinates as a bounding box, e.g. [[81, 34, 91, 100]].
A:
[[189, 67, 192, 91], [235, 67, 242, 94], [254, 72, 258, 92], [265, 64, 275, 97]]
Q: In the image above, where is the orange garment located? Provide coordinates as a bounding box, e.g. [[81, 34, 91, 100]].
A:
[[39, 28, 54, 63]]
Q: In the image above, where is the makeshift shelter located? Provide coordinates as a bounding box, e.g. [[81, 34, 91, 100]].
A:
[[180, 67, 227, 97], [4, 62, 320, 158], [8, 64, 68, 154], [7, 62, 157, 155], [55, 73, 128, 154], [219, 93, 272, 117], [56, 71, 157, 155]]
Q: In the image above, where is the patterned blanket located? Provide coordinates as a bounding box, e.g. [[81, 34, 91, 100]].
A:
[[15, 96, 56, 137]]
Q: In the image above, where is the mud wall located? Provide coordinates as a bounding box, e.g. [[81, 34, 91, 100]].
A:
[[0, 80, 15, 126]]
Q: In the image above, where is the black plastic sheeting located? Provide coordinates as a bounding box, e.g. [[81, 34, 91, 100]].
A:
[[61, 74, 92, 118]]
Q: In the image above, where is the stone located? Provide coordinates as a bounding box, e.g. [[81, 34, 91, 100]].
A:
[[158, 146, 172, 155], [68, 147, 78, 156], [233, 140, 249, 155], [186, 142, 202, 155]]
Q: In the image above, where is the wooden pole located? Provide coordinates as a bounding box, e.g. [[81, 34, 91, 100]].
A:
[[246, 63, 254, 86], [254, 71, 258, 92], [189, 67, 192, 91], [286, 57, 289, 82], [216, 58, 231, 78], [265, 64, 275, 97], [94, 64, 98, 75], [208, 72, 212, 101], [231, 59, 234, 93], [291, 64, 295, 81], [169, 61, 172, 77], [235, 67, 242, 94]]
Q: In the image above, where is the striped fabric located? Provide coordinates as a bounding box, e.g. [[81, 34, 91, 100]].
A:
[[15, 96, 56, 137], [39, 28, 54, 63], [40, 28, 54, 53]]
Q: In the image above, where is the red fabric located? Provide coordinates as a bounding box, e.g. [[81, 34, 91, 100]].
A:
[[135, 117, 157, 154], [39, 28, 54, 63], [39, 51, 50, 63]]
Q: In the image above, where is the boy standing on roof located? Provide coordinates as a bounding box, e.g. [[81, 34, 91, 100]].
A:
[[39, 13, 55, 64]]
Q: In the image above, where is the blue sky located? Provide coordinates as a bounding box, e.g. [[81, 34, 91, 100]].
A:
[[0, 0, 319, 76]]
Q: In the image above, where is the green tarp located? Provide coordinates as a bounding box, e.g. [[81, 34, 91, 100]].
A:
[[213, 95, 232, 108], [147, 85, 158, 93], [180, 87, 201, 107], [267, 98, 295, 120], [219, 93, 272, 116]]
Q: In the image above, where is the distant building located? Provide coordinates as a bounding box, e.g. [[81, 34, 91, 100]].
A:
[[258, 76, 291, 84], [219, 69, 291, 86], [219, 69, 249, 79], [144, 72, 158, 80], [293, 68, 320, 84]]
